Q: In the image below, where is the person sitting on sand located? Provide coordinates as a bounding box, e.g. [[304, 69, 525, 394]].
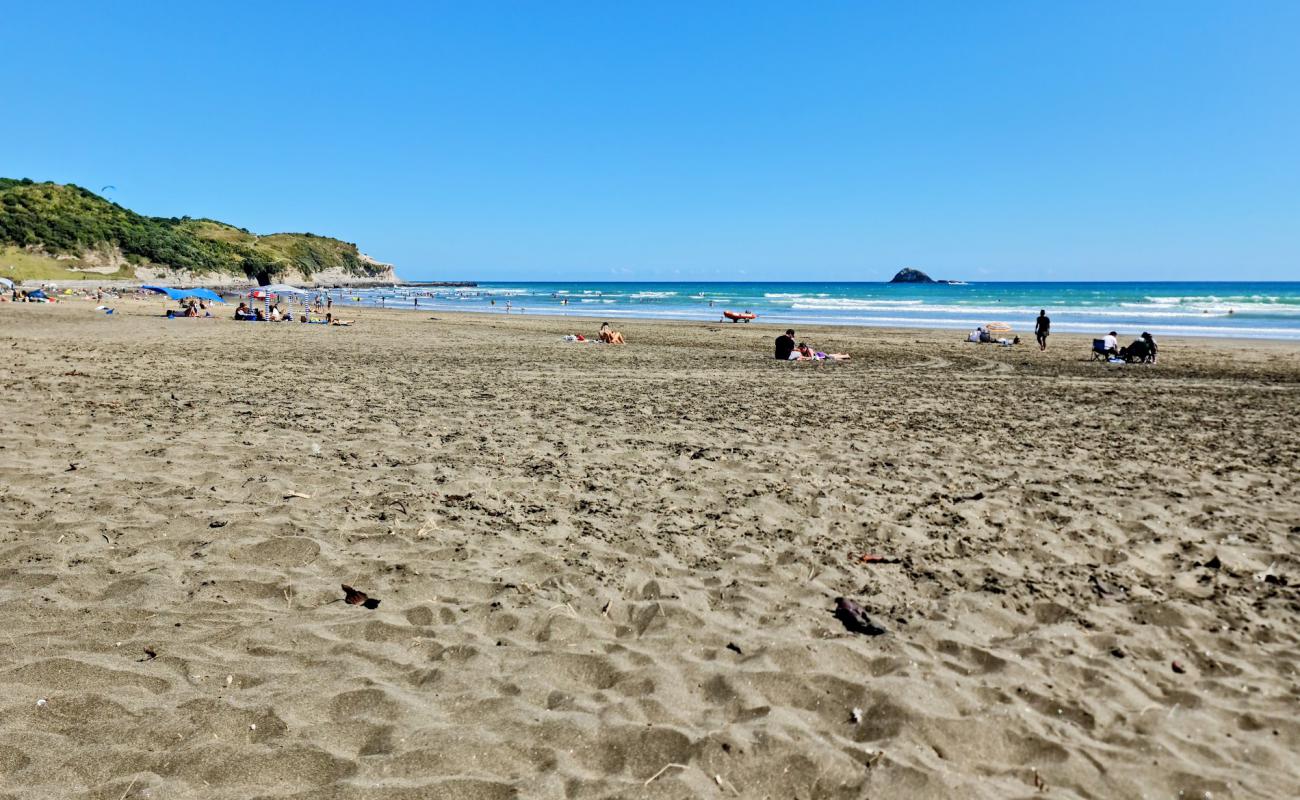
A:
[[254, 307, 267, 321], [234, 302, 254, 321], [599, 322, 625, 344], [1121, 332, 1158, 363], [1102, 331, 1120, 357], [1142, 332, 1157, 363], [184, 300, 200, 318], [1120, 337, 1149, 363], [268, 304, 282, 321], [775, 329, 796, 360]]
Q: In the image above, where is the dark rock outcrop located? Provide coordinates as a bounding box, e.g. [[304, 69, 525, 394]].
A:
[[890, 268, 936, 283]]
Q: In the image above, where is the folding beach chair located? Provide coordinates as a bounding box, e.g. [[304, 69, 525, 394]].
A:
[[1090, 339, 1109, 361]]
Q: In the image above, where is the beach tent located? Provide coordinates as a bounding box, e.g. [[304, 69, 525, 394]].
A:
[[249, 283, 315, 316], [255, 283, 310, 296], [0, 277, 13, 288], [142, 285, 226, 303]]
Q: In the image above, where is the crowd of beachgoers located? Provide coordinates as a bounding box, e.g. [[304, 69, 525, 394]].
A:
[[2, 283, 1176, 366]]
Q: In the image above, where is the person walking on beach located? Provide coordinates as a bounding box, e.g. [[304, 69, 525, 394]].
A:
[[1035, 309, 1050, 351]]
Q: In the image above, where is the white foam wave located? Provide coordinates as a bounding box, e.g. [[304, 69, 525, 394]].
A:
[[789, 298, 925, 309]]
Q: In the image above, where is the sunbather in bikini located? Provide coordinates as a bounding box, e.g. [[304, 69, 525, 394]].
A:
[[795, 343, 850, 361], [599, 322, 625, 344]]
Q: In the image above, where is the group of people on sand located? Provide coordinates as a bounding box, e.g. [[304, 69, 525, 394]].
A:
[[774, 329, 850, 361], [966, 326, 1020, 346], [1101, 330, 1158, 363], [6, 288, 55, 303], [178, 299, 213, 317], [1031, 311, 1159, 364], [233, 302, 351, 326]]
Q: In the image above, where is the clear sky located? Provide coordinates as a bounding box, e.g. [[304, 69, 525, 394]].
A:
[[4, 1, 1298, 281]]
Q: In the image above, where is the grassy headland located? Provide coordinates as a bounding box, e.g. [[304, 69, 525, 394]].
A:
[[0, 178, 393, 284]]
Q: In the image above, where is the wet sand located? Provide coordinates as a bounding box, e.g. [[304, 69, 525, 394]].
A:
[[2, 299, 1298, 799]]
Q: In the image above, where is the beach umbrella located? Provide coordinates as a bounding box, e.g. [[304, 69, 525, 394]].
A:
[[142, 285, 227, 303], [186, 288, 226, 304]]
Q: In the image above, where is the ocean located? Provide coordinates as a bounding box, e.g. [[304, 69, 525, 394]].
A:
[[326, 281, 1300, 340]]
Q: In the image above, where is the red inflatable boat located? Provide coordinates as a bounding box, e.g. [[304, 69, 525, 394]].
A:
[[722, 311, 757, 322]]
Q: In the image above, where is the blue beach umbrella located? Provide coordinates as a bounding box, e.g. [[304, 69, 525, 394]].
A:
[[142, 286, 226, 303]]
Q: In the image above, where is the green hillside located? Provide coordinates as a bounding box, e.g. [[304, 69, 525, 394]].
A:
[[0, 178, 391, 283]]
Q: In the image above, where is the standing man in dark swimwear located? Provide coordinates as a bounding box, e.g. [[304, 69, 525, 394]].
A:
[[775, 329, 796, 360], [1035, 309, 1050, 351]]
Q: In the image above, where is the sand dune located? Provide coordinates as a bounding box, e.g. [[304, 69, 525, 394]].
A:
[[1, 300, 1297, 799]]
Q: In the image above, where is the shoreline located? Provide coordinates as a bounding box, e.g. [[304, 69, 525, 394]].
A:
[[15, 279, 1300, 341], [16, 294, 1300, 348], [327, 301, 1300, 344]]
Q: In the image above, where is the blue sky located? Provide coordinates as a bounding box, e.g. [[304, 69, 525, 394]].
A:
[[4, 1, 1298, 281]]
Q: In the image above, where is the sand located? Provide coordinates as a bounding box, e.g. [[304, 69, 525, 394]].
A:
[[1, 299, 1298, 799]]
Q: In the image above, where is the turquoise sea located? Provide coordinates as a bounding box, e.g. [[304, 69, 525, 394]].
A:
[[332, 282, 1300, 340]]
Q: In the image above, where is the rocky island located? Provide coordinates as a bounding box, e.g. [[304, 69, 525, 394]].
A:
[[889, 268, 958, 284]]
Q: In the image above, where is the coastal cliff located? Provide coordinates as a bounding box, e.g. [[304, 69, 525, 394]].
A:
[[0, 178, 398, 286]]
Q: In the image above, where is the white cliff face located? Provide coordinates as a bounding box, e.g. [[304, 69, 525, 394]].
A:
[[102, 247, 398, 287], [132, 265, 396, 287], [276, 263, 399, 286]]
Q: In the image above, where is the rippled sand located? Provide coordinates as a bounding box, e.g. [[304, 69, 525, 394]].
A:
[[2, 300, 1297, 799]]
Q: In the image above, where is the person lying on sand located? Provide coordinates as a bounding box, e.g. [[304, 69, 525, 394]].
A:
[[324, 313, 353, 327], [599, 322, 625, 344], [794, 343, 850, 361]]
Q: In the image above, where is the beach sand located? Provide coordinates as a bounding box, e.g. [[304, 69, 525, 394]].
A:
[[2, 300, 1298, 799]]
